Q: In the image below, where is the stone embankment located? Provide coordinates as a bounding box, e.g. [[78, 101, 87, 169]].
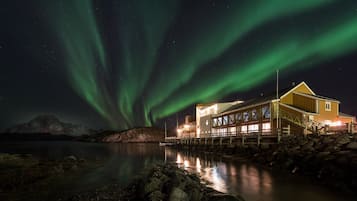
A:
[[180, 133, 357, 192], [65, 163, 245, 201], [249, 134, 357, 191]]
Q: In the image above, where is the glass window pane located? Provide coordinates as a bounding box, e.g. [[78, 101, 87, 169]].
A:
[[244, 112, 248, 122]]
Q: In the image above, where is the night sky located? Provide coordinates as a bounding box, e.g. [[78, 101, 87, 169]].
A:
[[1, 0, 357, 130]]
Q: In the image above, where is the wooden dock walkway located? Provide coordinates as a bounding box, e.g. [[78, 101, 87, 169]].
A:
[[165, 133, 280, 146]]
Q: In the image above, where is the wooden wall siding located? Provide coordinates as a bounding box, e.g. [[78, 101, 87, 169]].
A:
[[281, 83, 314, 105], [315, 100, 339, 121], [293, 93, 316, 113], [279, 104, 305, 127]]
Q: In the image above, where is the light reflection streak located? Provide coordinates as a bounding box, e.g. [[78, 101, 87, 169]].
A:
[[196, 157, 201, 173], [172, 151, 273, 199]]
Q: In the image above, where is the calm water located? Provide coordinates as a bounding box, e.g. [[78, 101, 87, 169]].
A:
[[0, 141, 355, 201]]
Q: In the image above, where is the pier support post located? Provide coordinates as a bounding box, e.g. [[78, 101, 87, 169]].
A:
[[219, 138, 222, 146]]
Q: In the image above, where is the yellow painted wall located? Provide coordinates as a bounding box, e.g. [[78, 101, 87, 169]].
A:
[[281, 83, 314, 105], [315, 100, 339, 122], [293, 94, 316, 113]]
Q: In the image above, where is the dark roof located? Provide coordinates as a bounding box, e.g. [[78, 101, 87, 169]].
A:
[[220, 85, 294, 114]]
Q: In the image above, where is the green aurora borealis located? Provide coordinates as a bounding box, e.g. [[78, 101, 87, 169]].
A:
[[46, 0, 357, 129]]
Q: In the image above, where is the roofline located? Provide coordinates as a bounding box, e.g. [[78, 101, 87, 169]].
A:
[[196, 101, 242, 107], [280, 81, 316, 100], [215, 100, 273, 116], [294, 92, 340, 103]]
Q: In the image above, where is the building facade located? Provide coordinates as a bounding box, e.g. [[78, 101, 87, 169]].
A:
[[194, 82, 356, 138]]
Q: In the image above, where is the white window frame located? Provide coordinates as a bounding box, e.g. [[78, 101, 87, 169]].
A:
[[325, 101, 331, 111]]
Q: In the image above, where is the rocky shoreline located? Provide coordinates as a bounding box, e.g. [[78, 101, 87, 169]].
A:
[[61, 163, 245, 201], [0, 153, 95, 201], [177, 133, 357, 193], [0, 153, 245, 201]]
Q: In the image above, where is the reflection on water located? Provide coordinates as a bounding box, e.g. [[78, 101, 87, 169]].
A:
[[0, 141, 355, 201], [165, 147, 355, 201]]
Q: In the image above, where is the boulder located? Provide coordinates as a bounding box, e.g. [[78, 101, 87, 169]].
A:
[[64, 155, 77, 161], [169, 187, 189, 201], [336, 135, 351, 146], [144, 177, 162, 194], [208, 194, 245, 201], [346, 142, 357, 150], [148, 190, 165, 201]]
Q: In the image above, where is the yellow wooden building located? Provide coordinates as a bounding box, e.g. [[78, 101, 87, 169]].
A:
[[196, 81, 356, 137]]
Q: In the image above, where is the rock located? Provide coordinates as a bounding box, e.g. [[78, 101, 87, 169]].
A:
[[169, 187, 189, 201], [144, 177, 162, 194], [64, 155, 77, 161], [148, 190, 165, 201], [346, 142, 357, 150], [336, 135, 351, 145], [302, 141, 314, 151], [316, 151, 330, 159], [208, 194, 245, 201]]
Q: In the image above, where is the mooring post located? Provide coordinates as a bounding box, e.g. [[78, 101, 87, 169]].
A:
[[257, 132, 261, 146], [242, 135, 245, 146], [219, 137, 222, 146]]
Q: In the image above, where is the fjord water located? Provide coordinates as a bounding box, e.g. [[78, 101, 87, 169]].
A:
[[0, 141, 354, 201]]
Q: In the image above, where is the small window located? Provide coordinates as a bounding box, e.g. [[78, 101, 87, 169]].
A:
[[236, 113, 242, 122], [262, 123, 271, 132], [212, 118, 217, 127], [248, 124, 259, 132], [218, 117, 222, 126], [223, 116, 228, 125], [241, 125, 248, 133], [262, 105, 271, 119], [243, 111, 250, 122], [251, 109, 258, 120], [325, 101, 331, 111], [205, 120, 209, 126], [229, 114, 235, 125]]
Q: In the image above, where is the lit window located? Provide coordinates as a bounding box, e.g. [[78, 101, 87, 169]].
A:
[[251, 109, 258, 120], [241, 125, 248, 133], [243, 112, 250, 122], [223, 116, 228, 125], [228, 127, 236, 134], [325, 101, 331, 111], [236, 113, 242, 122], [248, 124, 259, 132], [229, 114, 235, 125], [205, 120, 209, 126], [212, 118, 217, 127], [218, 117, 222, 126], [262, 123, 271, 132], [262, 105, 271, 119]]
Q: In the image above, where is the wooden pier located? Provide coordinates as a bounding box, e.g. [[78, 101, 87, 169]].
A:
[[165, 132, 281, 146]]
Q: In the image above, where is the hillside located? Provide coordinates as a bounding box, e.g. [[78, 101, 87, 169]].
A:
[[95, 127, 165, 143], [4, 115, 95, 136]]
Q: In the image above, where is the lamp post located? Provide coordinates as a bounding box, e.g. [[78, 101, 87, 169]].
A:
[[276, 69, 281, 142]]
